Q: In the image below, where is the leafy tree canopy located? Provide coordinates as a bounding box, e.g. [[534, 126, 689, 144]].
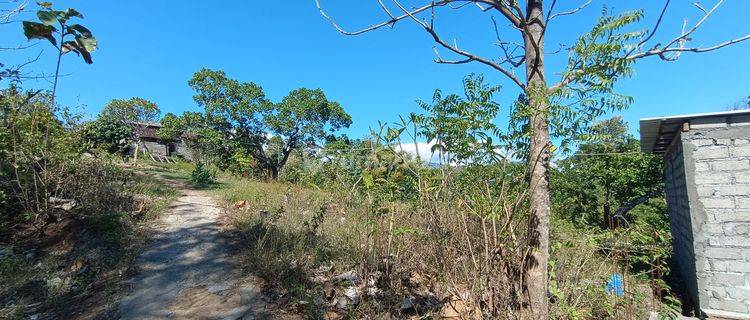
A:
[[552, 116, 663, 228], [181, 68, 352, 178], [100, 97, 160, 124], [84, 97, 159, 154]]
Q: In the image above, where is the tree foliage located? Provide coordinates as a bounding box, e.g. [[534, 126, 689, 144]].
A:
[[552, 117, 663, 228], [413, 74, 503, 164], [84, 98, 160, 154], [22, 4, 98, 64], [176, 68, 351, 178], [99, 98, 160, 124]]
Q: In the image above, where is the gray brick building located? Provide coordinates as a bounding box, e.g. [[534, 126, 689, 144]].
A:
[[641, 110, 750, 319]]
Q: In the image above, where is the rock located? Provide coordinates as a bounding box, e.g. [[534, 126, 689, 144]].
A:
[[313, 295, 325, 306], [344, 286, 360, 305], [29, 314, 39, 320], [314, 264, 333, 274], [365, 272, 382, 296], [47, 276, 64, 289], [334, 296, 349, 309], [333, 270, 359, 285], [49, 197, 76, 211], [365, 285, 380, 297]]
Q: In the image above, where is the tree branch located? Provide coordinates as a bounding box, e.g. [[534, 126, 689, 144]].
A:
[[492, 16, 526, 67], [626, 0, 670, 58], [546, 0, 592, 24], [314, 0, 452, 35], [628, 34, 750, 60], [316, 0, 527, 89], [552, 0, 749, 93], [613, 188, 664, 219], [425, 20, 526, 88], [627, 0, 749, 61]]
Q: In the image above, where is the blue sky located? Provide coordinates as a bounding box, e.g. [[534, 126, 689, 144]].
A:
[[3, 0, 749, 140]]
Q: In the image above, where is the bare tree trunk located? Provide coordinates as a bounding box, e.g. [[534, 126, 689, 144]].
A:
[[604, 188, 613, 229], [523, 1, 550, 319], [133, 140, 140, 164]]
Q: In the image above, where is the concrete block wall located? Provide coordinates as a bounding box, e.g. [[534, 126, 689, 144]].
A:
[[681, 123, 750, 318], [664, 135, 701, 313]]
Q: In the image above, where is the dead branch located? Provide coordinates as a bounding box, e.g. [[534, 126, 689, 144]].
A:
[[626, 0, 671, 58], [314, 0, 451, 36], [492, 16, 526, 67], [316, 0, 527, 88], [627, 0, 749, 61], [551, 0, 748, 93], [546, 0, 592, 24], [0, 0, 28, 24], [629, 34, 750, 61]]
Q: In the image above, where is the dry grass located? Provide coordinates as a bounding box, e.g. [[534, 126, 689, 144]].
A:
[[0, 167, 178, 319], [133, 161, 663, 319]]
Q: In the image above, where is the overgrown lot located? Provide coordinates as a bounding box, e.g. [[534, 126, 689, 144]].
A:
[[151, 156, 674, 319], [0, 166, 177, 319]]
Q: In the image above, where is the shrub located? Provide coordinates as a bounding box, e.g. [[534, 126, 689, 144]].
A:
[[190, 162, 216, 187]]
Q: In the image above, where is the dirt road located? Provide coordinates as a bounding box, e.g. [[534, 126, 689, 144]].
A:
[[118, 180, 269, 319]]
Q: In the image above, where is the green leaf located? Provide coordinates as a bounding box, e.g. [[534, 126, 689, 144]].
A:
[[36, 10, 58, 26], [67, 24, 92, 37], [62, 8, 83, 20], [37, 2, 53, 9], [76, 35, 97, 53], [61, 40, 79, 54], [22, 21, 57, 46], [60, 37, 94, 64]]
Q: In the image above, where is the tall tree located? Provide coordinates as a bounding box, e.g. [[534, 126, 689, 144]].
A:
[[189, 68, 270, 168], [266, 88, 352, 179], [315, 1, 749, 317], [188, 69, 351, 178]]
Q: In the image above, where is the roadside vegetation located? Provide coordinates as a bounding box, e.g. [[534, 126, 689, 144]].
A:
[[3, 1, 747, 319], [0, 3, 178, 319], [143, 75, 677, 318]]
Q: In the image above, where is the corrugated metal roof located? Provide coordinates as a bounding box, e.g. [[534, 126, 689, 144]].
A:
[[640, 109, 750, 153]]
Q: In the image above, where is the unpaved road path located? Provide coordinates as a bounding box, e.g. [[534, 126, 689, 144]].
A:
[[118, 179, 270, 320]]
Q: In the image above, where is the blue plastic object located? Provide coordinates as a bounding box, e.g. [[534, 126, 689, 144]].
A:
[[605, 274, 625, 297]]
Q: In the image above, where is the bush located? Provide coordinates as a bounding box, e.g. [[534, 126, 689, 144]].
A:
[[190, 162, 216, 187]]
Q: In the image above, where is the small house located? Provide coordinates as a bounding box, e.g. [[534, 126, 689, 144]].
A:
[[130, 122, 187, 158], [640, 110, 750, 319]]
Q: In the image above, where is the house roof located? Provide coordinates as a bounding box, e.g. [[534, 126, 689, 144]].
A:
[[129, 121, 162, 139], [640, 109, 750, 153]]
